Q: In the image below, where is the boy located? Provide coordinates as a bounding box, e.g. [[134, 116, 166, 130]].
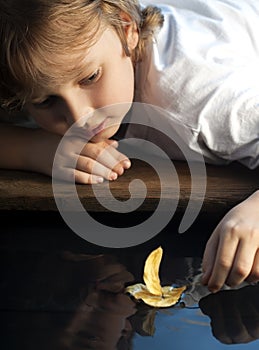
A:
[[0, 0, 258, 292]]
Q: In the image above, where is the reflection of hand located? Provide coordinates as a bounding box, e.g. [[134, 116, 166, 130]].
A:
[[61, 292, 136, 350], [60, 253, 136, 350], [199, 285, 259, 344], [62, 252, 134, 292], [202, 191, 259, 292]]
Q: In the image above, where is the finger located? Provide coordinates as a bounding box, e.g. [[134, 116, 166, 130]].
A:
[[226, 240, 256, 287], [97, 270, 134, 293], [207, 231, 239, 292], [243, 300, 259, 341], [55, 166, 105, 184], [98, 291, 136, 315], [104, 145, 131, 172], [91, 143, 131, 174], [82, 142, 131, 175], [105, 139, 119, 148], [96, 263, 129, 280], [76, 155, 118, 181], [202, 293, 233, 344], [74, 169, 105, 184], [246, 249, 259, 283], [202, 231, 219, 286], [224, 297, 252, 344]]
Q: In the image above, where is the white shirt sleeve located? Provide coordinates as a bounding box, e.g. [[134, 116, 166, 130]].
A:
[[199, 66, 259, 169], [137, 0, 259, 169]]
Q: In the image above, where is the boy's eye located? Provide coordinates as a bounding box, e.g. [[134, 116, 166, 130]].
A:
[[79, 68, 102, 86], [32, 96, 56, 109]]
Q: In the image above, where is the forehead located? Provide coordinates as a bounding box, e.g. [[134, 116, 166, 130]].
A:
[[40, 28, 119, 84], [30, 31, 102, 95]]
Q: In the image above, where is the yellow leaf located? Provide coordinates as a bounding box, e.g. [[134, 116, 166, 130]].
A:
[[140, 286, 186, 308], [125, 246, 187, 308], [125, 284, 186, 308], [143, 246, 163, 296]]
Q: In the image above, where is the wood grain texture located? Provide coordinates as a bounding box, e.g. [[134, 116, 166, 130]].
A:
[[0, 160, 258, 214]]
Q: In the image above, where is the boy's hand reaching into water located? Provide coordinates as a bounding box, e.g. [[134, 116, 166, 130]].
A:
[[202, 191, 259, 293]]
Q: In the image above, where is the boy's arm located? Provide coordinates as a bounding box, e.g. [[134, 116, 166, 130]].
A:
[[0, 123, 59, 174], [0, 122, 131, 183], [202, 190, 259, 292]]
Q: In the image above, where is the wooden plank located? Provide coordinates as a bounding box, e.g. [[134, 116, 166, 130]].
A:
[[0, 160, 258, 213]]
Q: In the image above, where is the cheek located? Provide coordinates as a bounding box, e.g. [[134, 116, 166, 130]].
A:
[[119, 58, 135, 99], [103, 57, 134, 104]]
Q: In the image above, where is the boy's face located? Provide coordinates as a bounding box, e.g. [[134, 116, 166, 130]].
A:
[[26, 26, 137, 142]]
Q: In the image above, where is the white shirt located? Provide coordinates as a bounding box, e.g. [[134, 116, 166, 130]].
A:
[[125, 0, 259, 168]]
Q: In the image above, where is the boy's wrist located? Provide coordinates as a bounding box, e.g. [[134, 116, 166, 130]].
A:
[[25, 128, 61, 175]]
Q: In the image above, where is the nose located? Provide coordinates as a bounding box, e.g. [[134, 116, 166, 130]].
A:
[[61, 89, 94, 128]]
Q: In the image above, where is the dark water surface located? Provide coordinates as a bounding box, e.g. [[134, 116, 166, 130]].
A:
[[0, 212, 258, 349]]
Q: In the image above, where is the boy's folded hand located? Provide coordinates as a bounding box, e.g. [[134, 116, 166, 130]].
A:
[[74, 138, 131, 184], [44, 131, 131, 184], [202, 191, 259, 292]]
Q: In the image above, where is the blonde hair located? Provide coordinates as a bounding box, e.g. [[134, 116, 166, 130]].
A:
[[0, 0, 164, 111]]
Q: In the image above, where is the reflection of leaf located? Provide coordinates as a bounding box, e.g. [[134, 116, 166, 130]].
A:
[[142, 308, 156, 336], [126, 247, 186, 308]]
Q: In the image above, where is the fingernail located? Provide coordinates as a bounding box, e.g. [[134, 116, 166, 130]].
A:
[[118, 167, 124, 176], [110, 172, 118, 181], [123, 160, 131, 169], [112, 140, 119, 148], [97, 177, 104, 183]]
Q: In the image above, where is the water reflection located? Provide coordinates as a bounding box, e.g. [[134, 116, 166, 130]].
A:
[[1, 249, 258, 349], [199, 285, 259, 345], [59, 252, 136, 350]]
